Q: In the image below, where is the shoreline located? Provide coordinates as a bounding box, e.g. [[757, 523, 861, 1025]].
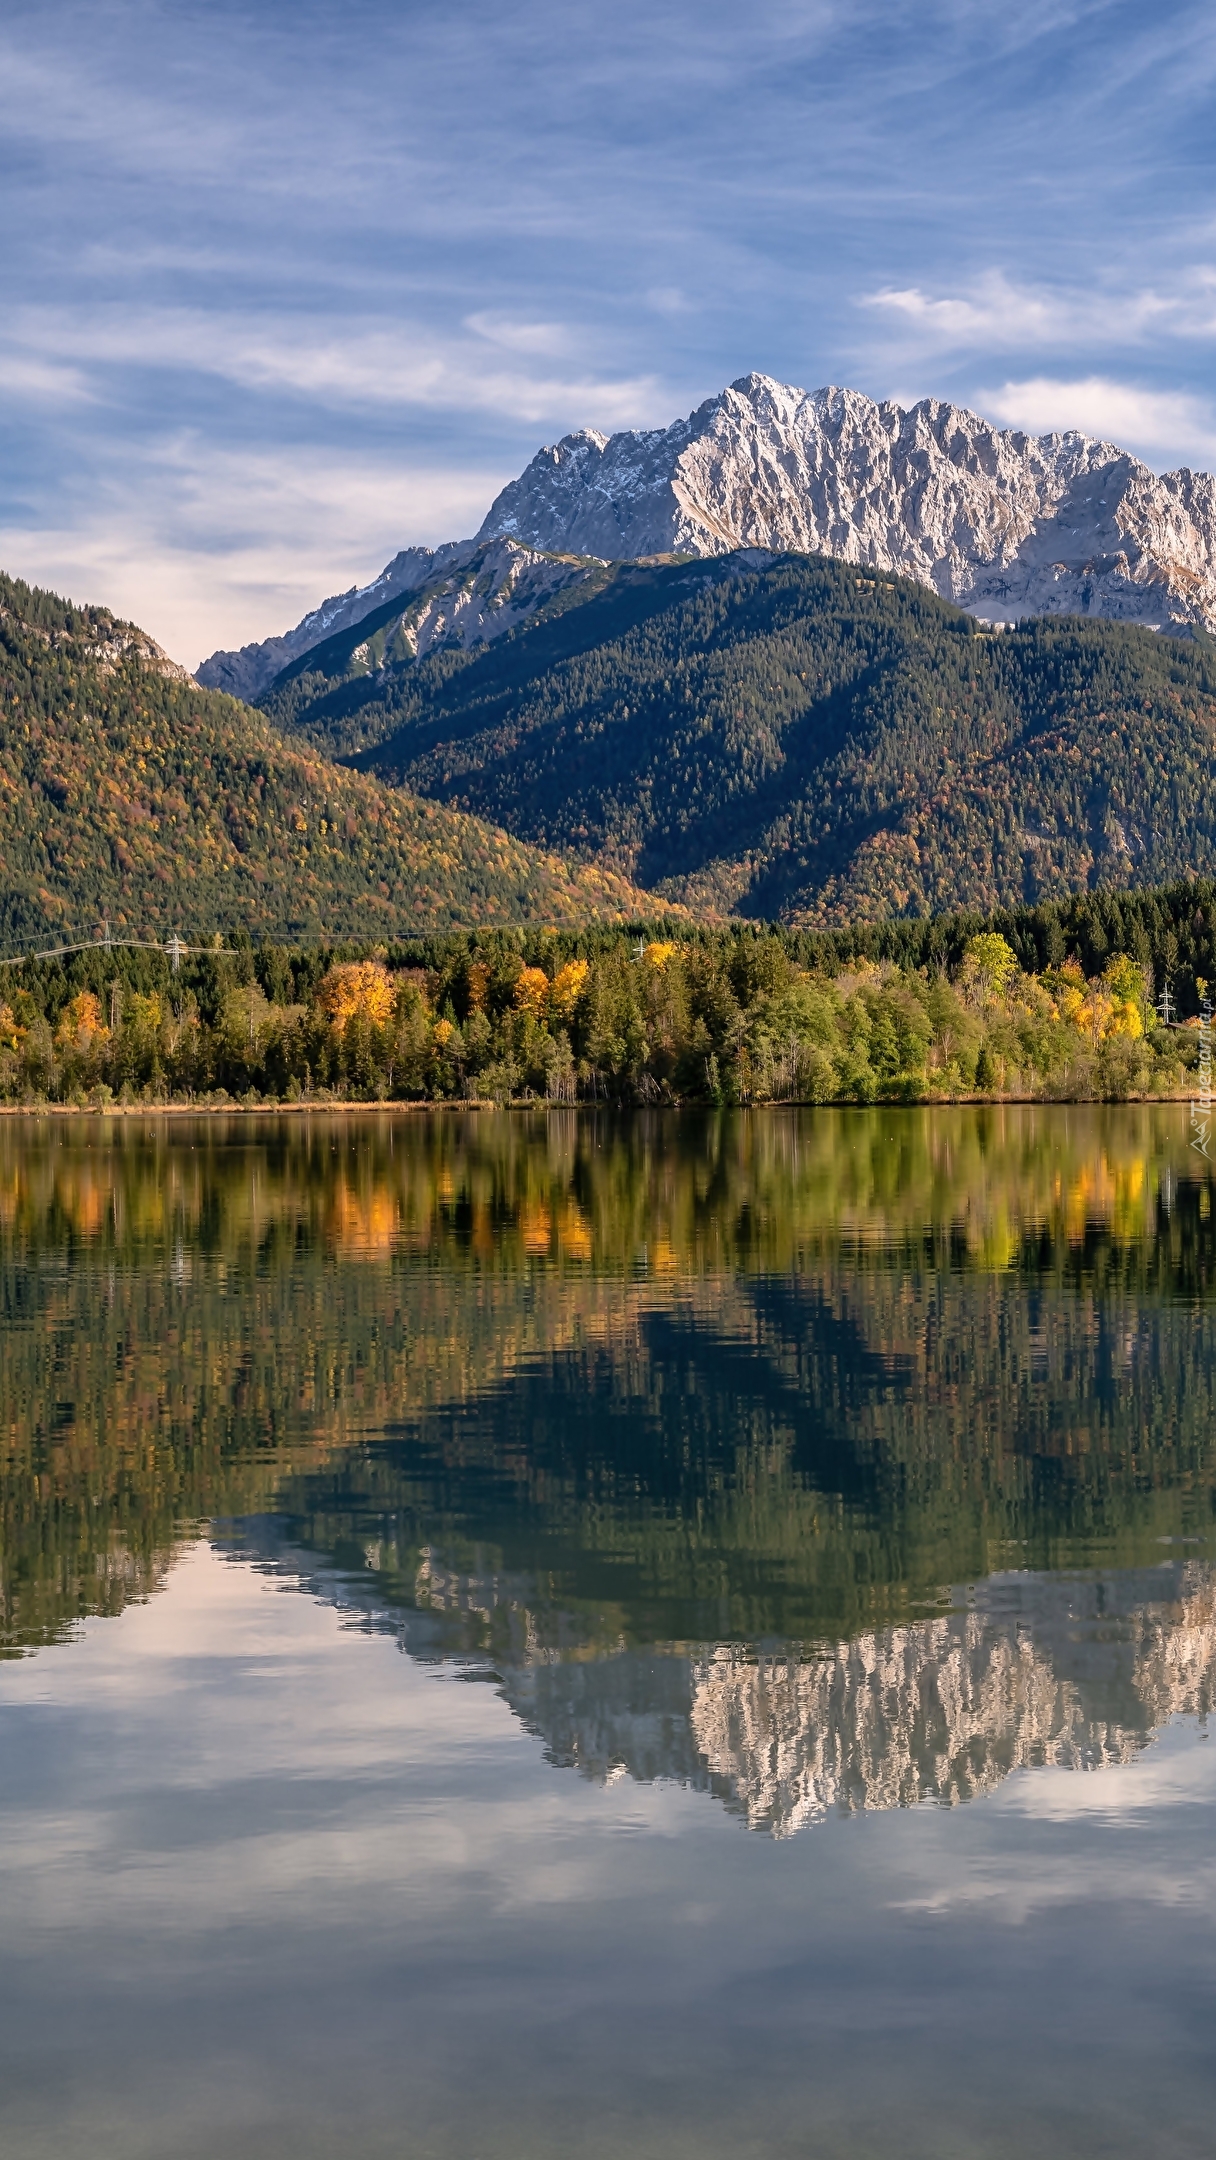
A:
[[0, 1092, 1198, 1117]]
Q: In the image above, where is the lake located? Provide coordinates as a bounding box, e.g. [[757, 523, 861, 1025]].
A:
[[1, 1106, 1214, 2159]]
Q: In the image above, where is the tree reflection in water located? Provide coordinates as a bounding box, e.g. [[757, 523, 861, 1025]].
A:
[[2, 1104, 1214, 1829]]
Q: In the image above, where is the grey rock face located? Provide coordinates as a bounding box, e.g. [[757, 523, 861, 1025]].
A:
[[362, 536, 604, 666], [196, 535, 604, 700], [195, 538, 478, 700], [222, 1521, 1216, 1837], [198, 373, 1216, 697], [479, 373, 1216, 635], [469, 1562, 1216, 1836]]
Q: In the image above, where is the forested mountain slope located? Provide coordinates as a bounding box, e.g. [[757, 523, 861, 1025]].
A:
[[260, 552, 1216, 926], [0, 574, 660, 942]]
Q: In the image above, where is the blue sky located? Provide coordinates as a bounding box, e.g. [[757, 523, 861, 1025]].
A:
[[3, 0, 1216, 665]]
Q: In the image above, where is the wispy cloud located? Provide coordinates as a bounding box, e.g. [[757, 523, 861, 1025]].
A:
[[979, 376, 1216, 468], [859, 270, 1214, 358], [2, 307, 670, 433], [463, 313, 576, 358], [0, 441, 507, 670], [6, 0, 1216, 651], [0, 353, 94, 403]]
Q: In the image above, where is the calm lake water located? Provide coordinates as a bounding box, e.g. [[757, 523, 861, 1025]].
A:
[[1, 1106, 1215, 2159]]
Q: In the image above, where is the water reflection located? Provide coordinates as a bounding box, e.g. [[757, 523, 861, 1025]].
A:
[[2, 1106, 1215, 1837]]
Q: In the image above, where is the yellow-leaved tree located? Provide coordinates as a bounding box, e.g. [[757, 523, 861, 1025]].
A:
[[959, 933, 1019, 1004], [513, 966, 550, 1020], [318, 961, 396, 1032], [549, 959, 589, 1019], [1101, 953, 1148, 1039]]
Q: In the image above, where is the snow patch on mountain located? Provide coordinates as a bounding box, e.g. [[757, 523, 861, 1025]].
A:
[[478, 373, 1216, 635], [197, 373, 1216, 698]]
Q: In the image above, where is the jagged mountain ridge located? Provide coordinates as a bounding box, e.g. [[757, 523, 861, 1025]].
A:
[[197, 536, 613, 703], [196, 538, 477, 702], [481, 374, 1216, 635], [254, 536, 611, 710], [197, 373, 1216, 697]]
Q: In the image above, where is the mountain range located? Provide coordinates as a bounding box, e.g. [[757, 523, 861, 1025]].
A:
[[198, 373, 1216, 700], [12, 371, 1216, 939]]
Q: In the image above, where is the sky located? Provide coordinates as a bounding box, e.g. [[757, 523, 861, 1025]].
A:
[[2, 0, 1216, 668]]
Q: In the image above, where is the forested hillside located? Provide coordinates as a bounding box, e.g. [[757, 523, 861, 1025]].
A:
[[260, 553, 1216, 925], [0, 574, 657, 942]]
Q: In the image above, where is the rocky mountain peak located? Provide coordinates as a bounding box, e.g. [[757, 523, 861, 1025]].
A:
[[478, 373, 1216, 635], [197, 374, 1216, 696]]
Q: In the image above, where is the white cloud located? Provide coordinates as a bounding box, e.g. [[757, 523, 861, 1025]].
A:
[[0, 443, 507, 670], [859, 271, 1188, 356], [859, 266, 1216, 370], [2, 305, 670, 433], [979, 375, 1216, 468], [0, 353, 94, 403], [862, 272, 1073, 348], [463, 312, 575, 357]]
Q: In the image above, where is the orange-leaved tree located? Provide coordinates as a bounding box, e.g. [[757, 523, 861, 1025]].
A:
[[318, 960, 396, 1032], [55, 990, 109, 1051]]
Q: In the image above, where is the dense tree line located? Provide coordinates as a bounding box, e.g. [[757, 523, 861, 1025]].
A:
[[0, 896, 1206, 1105]]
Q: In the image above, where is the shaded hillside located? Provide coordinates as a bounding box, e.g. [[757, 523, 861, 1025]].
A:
[[0, 574, 658, 942], [260, 553, 1216, 924]]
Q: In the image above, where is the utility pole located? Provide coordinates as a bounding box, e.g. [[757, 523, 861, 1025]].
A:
[[166, 934, 183, 974], [1157, 982, 1176, 1025]]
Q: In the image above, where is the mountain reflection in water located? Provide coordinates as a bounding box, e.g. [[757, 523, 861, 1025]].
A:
[[3, 1105, 1214, 1836], [238, 1525, 1216, 1835]]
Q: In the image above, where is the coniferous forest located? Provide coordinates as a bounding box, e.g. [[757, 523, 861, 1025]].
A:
[[259, 551, 1216, 923], [0, 573, 655, 944]]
